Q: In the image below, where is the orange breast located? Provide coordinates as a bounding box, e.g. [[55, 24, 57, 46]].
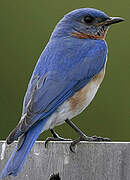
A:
[[68, 67, 106, 113]]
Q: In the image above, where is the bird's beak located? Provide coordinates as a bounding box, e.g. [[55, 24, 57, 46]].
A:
[[105, 17, 125, 26]]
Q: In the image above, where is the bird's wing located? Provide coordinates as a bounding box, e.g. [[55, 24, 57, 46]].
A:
[[8, 40, 107, 142], [20, 40, 107, 130]]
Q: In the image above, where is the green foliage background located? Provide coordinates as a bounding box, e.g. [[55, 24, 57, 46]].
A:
[[0, 0, 129, 141]]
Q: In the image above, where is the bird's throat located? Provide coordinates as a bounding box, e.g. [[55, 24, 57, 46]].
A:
[[71, 32, 105, 40]]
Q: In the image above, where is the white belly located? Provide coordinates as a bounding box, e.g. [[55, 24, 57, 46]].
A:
[[43, 67, 106, 131]]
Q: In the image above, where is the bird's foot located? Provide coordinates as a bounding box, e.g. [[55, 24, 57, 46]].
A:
[[65, 119, 111, 152], [70, 135, 111, 152], [45, 129, 71, 148], [45, 136, 72, 148], [88, 135, 111, 142]]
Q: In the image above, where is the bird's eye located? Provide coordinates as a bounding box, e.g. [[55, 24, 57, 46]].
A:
[[84, 16, 94, 24]]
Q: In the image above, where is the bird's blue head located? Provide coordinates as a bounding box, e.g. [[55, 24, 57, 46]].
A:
[[51, 8, 124, 40]]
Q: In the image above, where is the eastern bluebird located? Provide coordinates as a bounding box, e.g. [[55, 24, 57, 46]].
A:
[[0, 8, 124, 178]]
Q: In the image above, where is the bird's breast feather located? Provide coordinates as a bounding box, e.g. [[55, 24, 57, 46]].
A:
[[68, 66, 106, 112]]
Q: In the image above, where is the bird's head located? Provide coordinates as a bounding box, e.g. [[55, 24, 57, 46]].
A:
[[51, 8, 124, 40]]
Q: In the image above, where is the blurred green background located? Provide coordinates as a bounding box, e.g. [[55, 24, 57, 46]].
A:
[[0, 0, 129, 141]]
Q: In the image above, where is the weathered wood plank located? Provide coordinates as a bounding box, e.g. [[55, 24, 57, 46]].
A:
[[0, 141, 130, 180]]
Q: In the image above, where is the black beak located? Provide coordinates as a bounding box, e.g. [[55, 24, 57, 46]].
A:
[[105, 17, 125, 26]]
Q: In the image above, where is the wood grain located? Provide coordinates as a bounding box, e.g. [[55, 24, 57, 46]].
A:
[[0, 141, 130, 180]]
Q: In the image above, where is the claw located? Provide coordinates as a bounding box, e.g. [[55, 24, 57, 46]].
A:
[[45, 137, 55, 148], [70, 143, 77, 153], [102, 137, 111, 141], [69, 135, 111, 152], [45, 128, 71, 148], [69, 137, 81, 153]]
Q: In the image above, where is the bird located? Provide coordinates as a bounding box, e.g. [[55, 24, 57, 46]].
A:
[[0, 8, 124, 178]]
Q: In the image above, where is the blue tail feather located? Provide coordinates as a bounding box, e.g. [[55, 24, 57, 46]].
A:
[[0, 118, 47, 178]]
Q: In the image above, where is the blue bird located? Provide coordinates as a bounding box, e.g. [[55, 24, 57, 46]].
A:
[[0, 8, 124, 178]]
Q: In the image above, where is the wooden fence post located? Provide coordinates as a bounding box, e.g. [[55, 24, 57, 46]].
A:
[[0, 141, 130, 180]]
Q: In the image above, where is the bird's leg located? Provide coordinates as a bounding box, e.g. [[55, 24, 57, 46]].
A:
[[45, 129, 71, 148], [65, 119, 111, 152]]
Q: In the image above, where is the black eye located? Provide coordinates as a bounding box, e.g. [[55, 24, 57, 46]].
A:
[[84, 16, 94, 24]]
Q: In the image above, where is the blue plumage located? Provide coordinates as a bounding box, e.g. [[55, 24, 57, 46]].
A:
[[14, 38, 107, 138], [0, 118, 48, 177], [1, 8, 123, 178]]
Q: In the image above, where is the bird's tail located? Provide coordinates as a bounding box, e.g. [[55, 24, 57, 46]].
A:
[[0, 118, 47, 178]]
